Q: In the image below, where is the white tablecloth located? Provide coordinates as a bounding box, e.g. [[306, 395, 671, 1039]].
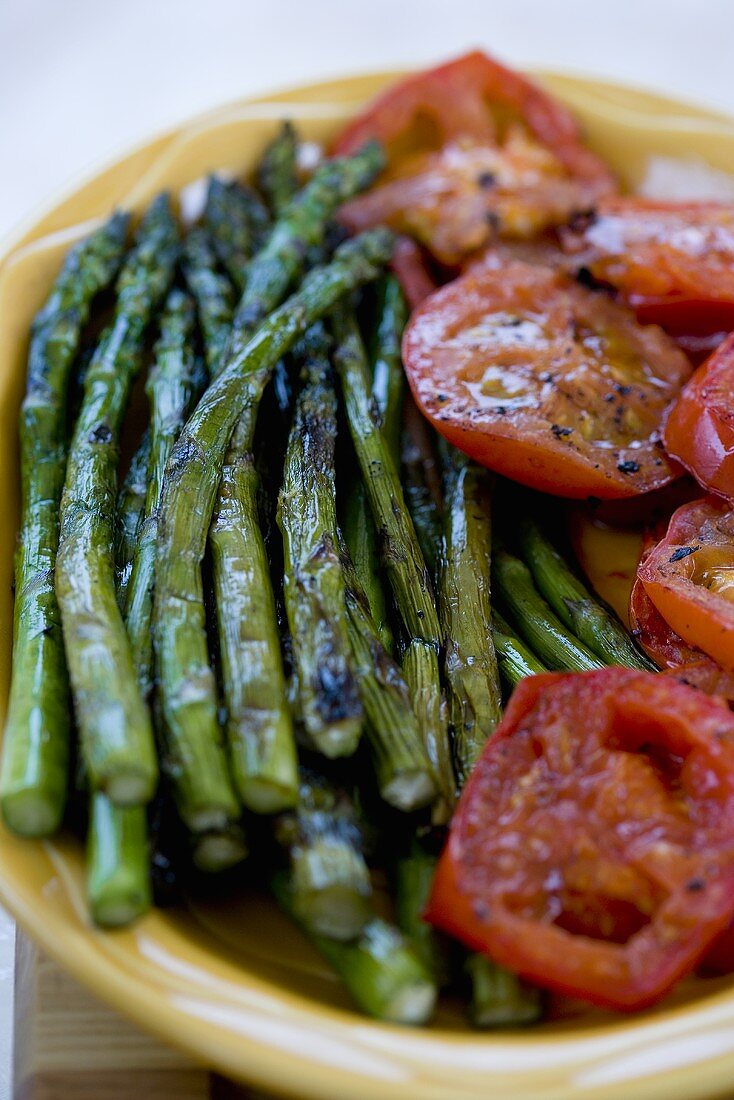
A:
[[3, 0, 734, 1095]]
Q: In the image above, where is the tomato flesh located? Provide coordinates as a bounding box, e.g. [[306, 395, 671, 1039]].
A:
[[664, 332, 734, 502], [426, 668, 734, 1010], [638, 497, 734, 673], [561, 199, 734, 333], [402, 258, 691, 499], [334, 51, 615, 265], [341, 130, 607, 265]]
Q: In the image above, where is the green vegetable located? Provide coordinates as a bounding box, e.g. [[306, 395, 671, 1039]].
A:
[[492, 610, 547, 688], [332, 308, 454, 817], [125, 289, 199, 700], [401, 401, 443, 577], [278, 327, 363, 757], [273, 872, 436, 1024], [493, 543, 605, 673], [438, 447, 502, 785], [87, 793, 151, 928], [394, 838, 452, 986], [341, 546, 437, 811], [154, 228, 393, 831], [370, 274, 408, 459], [273, 769, 372, 940], [191, 823, 248, 873], [1, 212, 129, 837], [56, 194, 179, 806], [466, 954, 542, 1028], [515, 512, 655, 671], [203, 176, 270, 290], [182, 227, 236, 375], [257, 121, 299, 215], [116, 432, 151, 607]]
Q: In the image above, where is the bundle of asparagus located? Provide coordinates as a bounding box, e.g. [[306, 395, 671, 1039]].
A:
[[0, 121, 653, 1029]]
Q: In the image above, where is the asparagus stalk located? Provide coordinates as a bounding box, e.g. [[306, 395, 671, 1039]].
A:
[[116, 432, 151, 607], [187, 224, 296, 810], [394, 837, 452, 987], [278, 328, 363, 757], [231, 142, 384, 340], [273, 769, 372, 940], [154, 229, 393, 831], [515, 513, 655, 671], [272, 871, 436, 1024], [257, 121, 299, 215], [205, 146, 385, 803], [343, 273, 409, 653], [182, 228, 236, 375], [56, 195, 179, 806], [124, 290, 199, 700], [1, 213, 129, 838], [401, 401, 443, 577], [492, 544, 604, 673], [203, 177, 270, 290], [340, 545, 437, 811], [438, 447, 502, 785], [343, 491, 393, 654], [87, 792, 151, 928], [439, 498, 540, 1025], [210, 433, 299, 811], [191, 823, 248, 873], [466, 955, 542, 1027], [492, 610, 547, 688], [370, 275, 408, 458], [332, 308, 454, 815]]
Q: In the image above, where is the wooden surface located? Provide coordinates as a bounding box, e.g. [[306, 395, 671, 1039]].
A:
[[12, 934, 267, 1100]]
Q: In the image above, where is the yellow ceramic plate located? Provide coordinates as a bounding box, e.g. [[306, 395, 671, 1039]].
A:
[[3, 68, 734, 1100]]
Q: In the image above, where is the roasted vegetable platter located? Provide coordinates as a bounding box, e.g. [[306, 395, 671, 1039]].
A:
[[6, 51, 734, 1035]]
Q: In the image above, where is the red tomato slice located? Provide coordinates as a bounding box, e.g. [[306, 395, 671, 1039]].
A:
[[402, 258, 691, 499], [631, 521, 734, 699], [426, 668, 734, 1011], [561, 199, 734, 334], [638, 497, 734, 672], [700, 920, 734, 975], [335, 52, 615, 265], [333, 51, 614, 184], [664, 332, 734, 502]]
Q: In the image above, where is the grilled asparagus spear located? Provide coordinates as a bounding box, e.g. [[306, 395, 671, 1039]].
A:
[[492, 543, 605, 673], [257, 121, 299, 215], [182, 228, 236, 375], [278, 327, 363, 756], [438, 447, 502, 785], [272, 871, 436, 1024], [56, 194, 178, 806], [154, 228, 393, 831], [116, 432, 151, 607], [273, 768, 372, 940], [515, 512, 655, 671], [87, 793, 151, 928], [492, 610, 547, 688], [203, 177, 270, 290], [332, 308, 454, 816], [125, 289, 199, 700], [1, 212, 129, 837]]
